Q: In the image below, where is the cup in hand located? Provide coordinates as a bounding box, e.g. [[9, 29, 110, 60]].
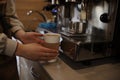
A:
[[43, 33, 61, 62]]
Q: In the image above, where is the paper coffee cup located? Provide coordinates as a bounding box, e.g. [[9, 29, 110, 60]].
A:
[[44, 33, 61, 43], [43, 33, 61, 63], [43, 33, 61, 50]]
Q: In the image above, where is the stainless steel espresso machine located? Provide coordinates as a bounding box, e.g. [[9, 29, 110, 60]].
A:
[[47, 0, 120, 61], [58, 0, 120, 61]]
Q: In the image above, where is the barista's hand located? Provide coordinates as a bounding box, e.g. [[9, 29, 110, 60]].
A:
[[15, 29, 44, 44], [16, 43, 58, 61]]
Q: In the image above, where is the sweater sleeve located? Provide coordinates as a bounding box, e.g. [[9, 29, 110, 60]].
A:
[[0, 0, 24, 56], [0, 33, 17, 56], [6, 0, 25, 34]]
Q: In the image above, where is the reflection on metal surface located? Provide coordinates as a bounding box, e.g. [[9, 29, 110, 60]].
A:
[[57, 0, 117, 41], [17, 57, 53, 80], [61, 35, 112, 61], [58, 0, 118, 61]]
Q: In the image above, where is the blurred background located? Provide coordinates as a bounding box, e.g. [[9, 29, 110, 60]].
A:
[[16, 0, 53, 31]]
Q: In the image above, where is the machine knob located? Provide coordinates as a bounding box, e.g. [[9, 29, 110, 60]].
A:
[[100, 13, 109, 23]]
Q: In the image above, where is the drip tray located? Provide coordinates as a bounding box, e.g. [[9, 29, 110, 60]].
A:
[[60, 32, 90, 37], [59, 53, 120, 70]]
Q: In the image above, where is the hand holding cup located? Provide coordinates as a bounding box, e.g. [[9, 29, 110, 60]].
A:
[[43, 33, 61, 62]]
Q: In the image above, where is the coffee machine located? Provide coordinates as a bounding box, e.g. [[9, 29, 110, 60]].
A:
[[47, 0, 120, 61]]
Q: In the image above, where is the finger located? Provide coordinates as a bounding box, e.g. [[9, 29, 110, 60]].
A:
[[41, 46, 58, 53], [34, 32, 43, 36], [33, 33, 45, 43], [43, 48, 58, 53], [35, 38, 45, 43], [44, 52, 58, 57], [40, 52, 58, 58], [39, 56, 57, 61]]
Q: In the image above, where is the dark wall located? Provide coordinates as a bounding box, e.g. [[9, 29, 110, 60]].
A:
[[112, 0, 120, 54]]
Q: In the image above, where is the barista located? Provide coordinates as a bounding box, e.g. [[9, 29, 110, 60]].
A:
[[0, 0, 58, 80]]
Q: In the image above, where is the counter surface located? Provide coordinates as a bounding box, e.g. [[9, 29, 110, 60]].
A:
[[41, 57, 120, 80], [42, 58, 87, 80], [17, 55, 120, 80]]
